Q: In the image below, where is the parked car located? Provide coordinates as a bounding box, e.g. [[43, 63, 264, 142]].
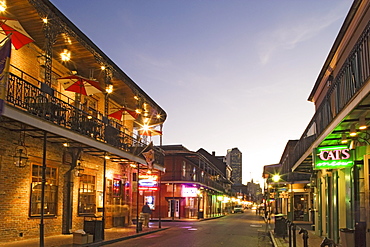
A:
[[233, 205, 244, 213]]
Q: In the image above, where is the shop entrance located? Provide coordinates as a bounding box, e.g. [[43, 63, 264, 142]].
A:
[[168, 199, 179, 218], [293, 194, 308, 221]]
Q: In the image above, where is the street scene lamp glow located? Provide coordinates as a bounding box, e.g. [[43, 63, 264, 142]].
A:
[[105, 84, 113, 94], [272, 174, 280, 182], [0, 1, 7, 12], [60, 49, 71, 61], [359, 116, 367, 130], [349, 124, 357, 136]]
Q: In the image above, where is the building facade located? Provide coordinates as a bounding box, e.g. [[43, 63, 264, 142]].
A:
[[226, 148, 242, 185], [159, 145, 233, 219], [277, 1, 370, 246], [0, 1, 166, 243]]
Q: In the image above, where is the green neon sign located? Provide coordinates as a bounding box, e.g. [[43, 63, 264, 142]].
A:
[[313, 145, 354, 170]]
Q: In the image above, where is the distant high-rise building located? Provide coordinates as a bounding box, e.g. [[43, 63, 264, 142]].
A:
[[225, 148, 242, 185]]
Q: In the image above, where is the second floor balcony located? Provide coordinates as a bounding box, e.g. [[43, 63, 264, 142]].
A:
[[3, 68, 164, 166], [291, 16, 370, 173]]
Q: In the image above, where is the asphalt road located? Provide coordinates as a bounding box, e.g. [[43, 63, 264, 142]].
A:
[[106, 210, 273, 247]]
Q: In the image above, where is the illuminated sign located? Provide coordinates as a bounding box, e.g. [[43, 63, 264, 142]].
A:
[[181, 186, 198, 197], [313, 145, 354, 170], [139, 174, 158, 190]]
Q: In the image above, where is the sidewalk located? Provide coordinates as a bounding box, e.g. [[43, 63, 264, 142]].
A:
[[268, 218, 326, 247], [0, 216, 223, 247]]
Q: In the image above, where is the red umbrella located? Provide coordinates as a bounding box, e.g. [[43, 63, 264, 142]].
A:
[[109, 107, 138, 121], [58, 75, 103, 96], [0, 17, 34, 50]]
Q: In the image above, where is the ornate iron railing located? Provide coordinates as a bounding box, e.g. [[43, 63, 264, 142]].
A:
[[291, 21, 370, 170], [5, 71, 163, 161]]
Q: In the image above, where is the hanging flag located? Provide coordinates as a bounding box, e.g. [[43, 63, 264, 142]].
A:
[[0, 37, 11, 116], [140, 141, 155, 170]]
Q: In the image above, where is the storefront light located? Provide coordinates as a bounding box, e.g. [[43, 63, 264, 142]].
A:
[[349, 124, 357, 136], [0, 1, 7, 12], [359, 116, 367, 130]]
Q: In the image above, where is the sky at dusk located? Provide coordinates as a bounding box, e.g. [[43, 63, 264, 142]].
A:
[[51, 0, 353, 185]]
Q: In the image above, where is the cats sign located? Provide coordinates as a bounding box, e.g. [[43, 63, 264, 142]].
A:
[[313, 145, 354, 170]]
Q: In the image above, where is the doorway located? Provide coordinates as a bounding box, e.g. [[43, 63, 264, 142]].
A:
[[168, 199, 179, 218]]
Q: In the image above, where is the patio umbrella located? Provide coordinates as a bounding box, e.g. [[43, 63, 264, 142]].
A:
[[0, 17, 34, 50], [58, 75, 103, 96], [109, 107, 138, 121]]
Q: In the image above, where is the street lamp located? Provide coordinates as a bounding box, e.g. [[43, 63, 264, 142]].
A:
[[272, 174, 280, 214]]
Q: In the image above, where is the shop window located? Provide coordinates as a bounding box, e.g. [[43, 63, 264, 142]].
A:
[[30, 164, 58, 217], [113, 178, 122, 197], [78, 174, 96, 215]]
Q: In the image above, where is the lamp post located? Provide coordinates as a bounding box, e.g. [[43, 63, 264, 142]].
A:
[[272, 174, 281, 214]]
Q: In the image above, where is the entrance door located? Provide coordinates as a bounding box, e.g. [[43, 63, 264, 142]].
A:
[[168, 199, 179, 218]]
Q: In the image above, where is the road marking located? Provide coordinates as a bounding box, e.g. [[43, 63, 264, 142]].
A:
[[250, 225, 263, 228], [188, 228, 198, 231]]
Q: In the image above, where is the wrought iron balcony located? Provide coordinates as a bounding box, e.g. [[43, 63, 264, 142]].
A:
[[5, 70, 163, 162], [291, 22, 370, 172]]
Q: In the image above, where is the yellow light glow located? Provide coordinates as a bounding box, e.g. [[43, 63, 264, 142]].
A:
[[142, 124, 150, 131], [134, 96, 139, 100], [105, 84, 113, 94], [101, 66, 106, 70], [0, 1, 7, 12], [104, 156, 110, 160], [63, 143, 69, 147], [156, 114, 161, 119], [349, 131, 357, 137], [135, 109, 142, 114], [60, 49, 71, 61], [350, 124, 357, 136], [272, 174, 280, 182], [87, 115, 92, 119], [42, 18, 48, 24]]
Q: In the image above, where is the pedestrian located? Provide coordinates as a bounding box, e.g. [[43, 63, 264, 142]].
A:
[[141, 202, 152, 227]]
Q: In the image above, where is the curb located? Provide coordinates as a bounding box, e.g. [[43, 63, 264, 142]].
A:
[[80, 228, 169, 247]]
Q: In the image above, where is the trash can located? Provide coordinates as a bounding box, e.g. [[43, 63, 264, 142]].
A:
[[274, 214, 286, 236], [84, 217, 103, 242], [198, 211, 204, 219], [340, 228, 355, 247]]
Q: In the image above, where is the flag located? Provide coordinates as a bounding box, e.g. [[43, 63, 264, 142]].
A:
[[140, 141, 155, 169], [0, 37, 11, 116]]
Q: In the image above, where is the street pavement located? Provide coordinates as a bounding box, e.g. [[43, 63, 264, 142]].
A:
[[0, 210, 322, 247]]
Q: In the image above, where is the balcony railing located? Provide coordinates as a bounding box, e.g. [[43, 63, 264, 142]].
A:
[[162, 171, 226, 192], [5, 71, 162, 161], [291, 21, 370, 170]]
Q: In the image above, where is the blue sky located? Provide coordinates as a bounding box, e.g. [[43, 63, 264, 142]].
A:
[[51, 0, 353, 185]]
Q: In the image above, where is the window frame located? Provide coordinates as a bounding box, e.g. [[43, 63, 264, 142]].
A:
[[29, 163, 58, 217], [78, 174, 97, 216]]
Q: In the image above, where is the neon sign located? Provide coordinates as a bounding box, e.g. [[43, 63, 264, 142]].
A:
[[138, 174, 158, 190], [181, 186, 198, 197], [314, 145, 354, 170]]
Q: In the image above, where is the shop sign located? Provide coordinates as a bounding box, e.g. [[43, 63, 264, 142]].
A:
[[313, 145, 353, 170], [181, 186, 198, 197], [139, 174, 158, 190]]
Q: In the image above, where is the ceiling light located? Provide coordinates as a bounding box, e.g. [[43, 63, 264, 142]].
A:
[[60, 49, 71, 61], [359, 116, 367, 130], [0, 1, 7, 12], [349, 124, 357, 137]]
